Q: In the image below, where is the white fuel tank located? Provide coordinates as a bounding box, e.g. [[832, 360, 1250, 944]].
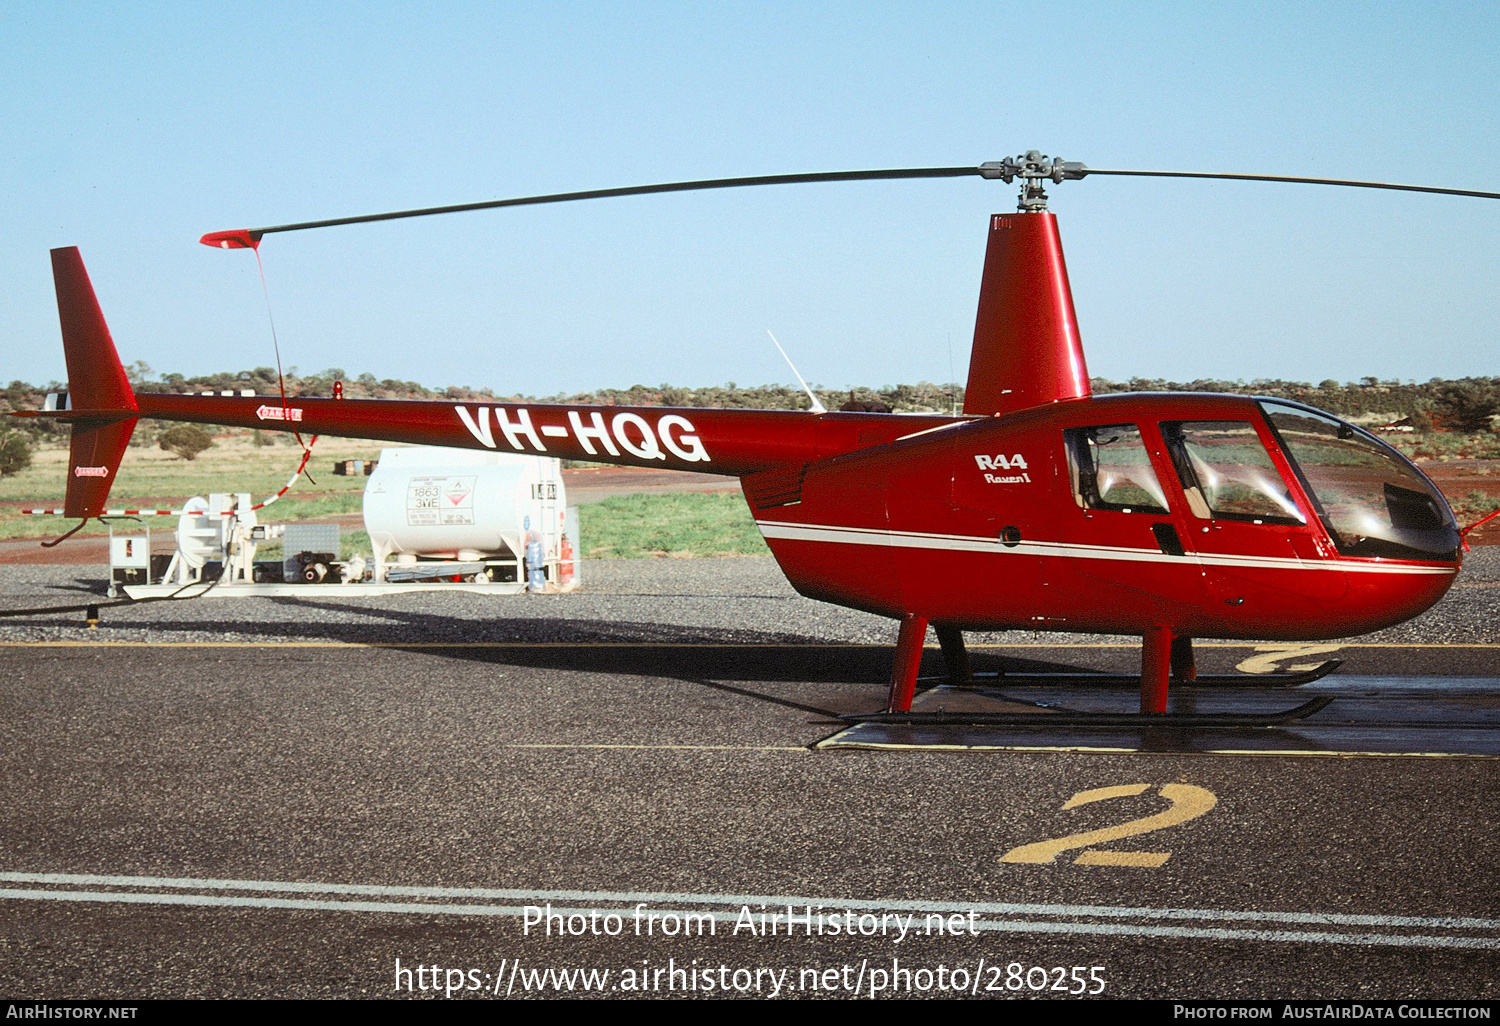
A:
[[362, 447, 566, 560]]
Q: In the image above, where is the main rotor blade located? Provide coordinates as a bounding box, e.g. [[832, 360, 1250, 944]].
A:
[[200, 157, 1500, 248], [1078, 168, 1500, 201], [205, 166, 983, 244]]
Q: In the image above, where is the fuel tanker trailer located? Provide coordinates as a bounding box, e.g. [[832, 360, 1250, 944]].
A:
[[362, 447, 574, 587]]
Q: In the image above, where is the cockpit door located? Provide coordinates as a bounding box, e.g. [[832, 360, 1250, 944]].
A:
[[1048, 421, 1210, 629], [1157, 419, 1347, 604]]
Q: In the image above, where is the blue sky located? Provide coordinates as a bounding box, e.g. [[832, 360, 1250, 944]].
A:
[[3, 2, 1497, 397]]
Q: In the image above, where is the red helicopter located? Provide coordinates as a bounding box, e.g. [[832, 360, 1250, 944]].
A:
[[21, 152, 1494, 720]]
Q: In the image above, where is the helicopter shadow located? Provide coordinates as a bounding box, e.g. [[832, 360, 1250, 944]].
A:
[[75, 593, 1117, 720]]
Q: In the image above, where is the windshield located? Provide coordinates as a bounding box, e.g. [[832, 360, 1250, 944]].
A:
[[1259, 401, 1459, 561]]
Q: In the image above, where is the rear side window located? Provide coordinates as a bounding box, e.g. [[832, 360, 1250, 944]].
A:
[[1160, 420, 1304, 524], [1064, 424, 1169, 514]]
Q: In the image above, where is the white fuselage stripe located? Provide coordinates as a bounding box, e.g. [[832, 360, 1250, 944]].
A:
[[754, 521, 1455, 576]]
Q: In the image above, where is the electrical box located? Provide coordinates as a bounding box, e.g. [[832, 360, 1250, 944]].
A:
[[109, 535, 151, 587]]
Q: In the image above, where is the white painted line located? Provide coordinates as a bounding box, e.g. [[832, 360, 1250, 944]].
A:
[[2, 887, 1496, 949], [0, 887, 528, 918], [1, 888, 1495, 950], [2, 872, 1497, 950]]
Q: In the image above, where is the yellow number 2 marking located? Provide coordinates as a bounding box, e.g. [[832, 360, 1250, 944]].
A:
[[1234, 644, 1342, 675], [999, 783, 1217, 868]]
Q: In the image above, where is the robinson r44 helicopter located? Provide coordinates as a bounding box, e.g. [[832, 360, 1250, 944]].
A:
[[20, 152, 1496, 722]]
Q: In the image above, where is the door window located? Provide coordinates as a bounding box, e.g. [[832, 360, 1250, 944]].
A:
[[1064, 424, 1169, 514], [1160, 421, 1304, 524]]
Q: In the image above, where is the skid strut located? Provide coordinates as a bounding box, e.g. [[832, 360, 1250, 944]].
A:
[[1141, 626, 1171, 714], [936, 626, 971, 684], [880, 622, 1342, 723], [886, 613, 929, 713], [1171, 635, 1196, 682]]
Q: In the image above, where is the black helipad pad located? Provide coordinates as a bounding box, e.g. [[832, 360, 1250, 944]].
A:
[[816, 678, 1500, 758]]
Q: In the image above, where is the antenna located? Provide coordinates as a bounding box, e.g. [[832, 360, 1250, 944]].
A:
[[947, 331, 957, 415], [766, 330, 827, 414]]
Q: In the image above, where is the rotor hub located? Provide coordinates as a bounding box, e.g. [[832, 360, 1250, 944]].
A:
[[980, 151, 1089, 212]]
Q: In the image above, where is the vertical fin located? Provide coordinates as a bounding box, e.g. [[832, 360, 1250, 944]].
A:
[[52, 248, 138, 413], [963, 212, 1091, 417], [50, 247, 138, 518]]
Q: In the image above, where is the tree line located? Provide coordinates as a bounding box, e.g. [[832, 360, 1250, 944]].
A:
[[3, 367, 1497, 452]]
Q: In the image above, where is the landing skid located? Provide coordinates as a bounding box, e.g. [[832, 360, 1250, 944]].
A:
[[930, 659, 1343, 691], [886, 626, 1343, 718], [843, 694, 1336, 729]]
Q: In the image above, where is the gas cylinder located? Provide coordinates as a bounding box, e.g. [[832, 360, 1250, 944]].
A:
[[524, 516, 547, 592]]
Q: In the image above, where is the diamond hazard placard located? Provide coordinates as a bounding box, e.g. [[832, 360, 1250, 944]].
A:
[[407, 475, 476, 526]]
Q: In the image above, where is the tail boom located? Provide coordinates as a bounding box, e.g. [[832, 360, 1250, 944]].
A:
[[133, 393, 960, 477]]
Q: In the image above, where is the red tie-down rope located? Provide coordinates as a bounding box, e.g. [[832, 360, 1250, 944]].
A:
[[22, 435, 320, 521], [249, 435, 318, 511], [1459, 507, 1500, 553]]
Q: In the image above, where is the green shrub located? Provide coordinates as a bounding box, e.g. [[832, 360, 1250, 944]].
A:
[[0, 432, 32, 476], [158, 424, 215, 461], [1434, 381, 1500, 433]]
